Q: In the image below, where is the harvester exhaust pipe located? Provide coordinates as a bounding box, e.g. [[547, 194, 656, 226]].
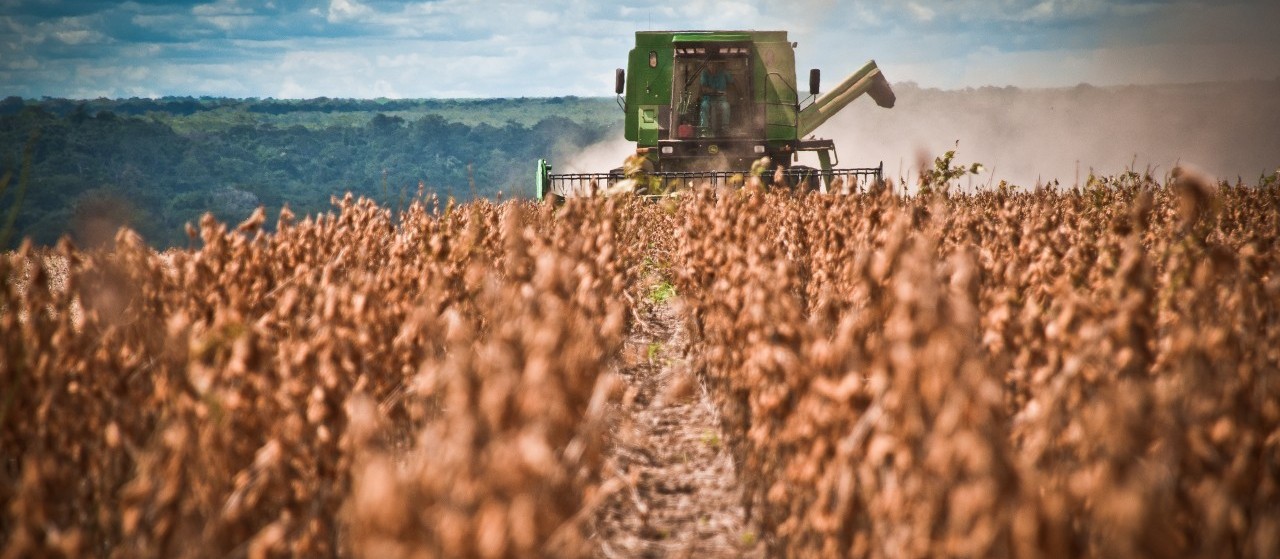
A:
[[797, 60, 895, 138]]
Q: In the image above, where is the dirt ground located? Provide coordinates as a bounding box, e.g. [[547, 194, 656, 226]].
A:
[[591, 298, 763, 558]]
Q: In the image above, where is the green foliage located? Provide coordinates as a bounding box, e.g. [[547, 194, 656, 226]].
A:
[[0, 173, 12, 249], [0, 130, 35, 248], [649, 280, 677, 304], [646, 342, 662, 363], [1263, 167, 1280, 188], [700, 429, 721, 449], [919, 141, 983, 195], [0, 97, 620, 248]]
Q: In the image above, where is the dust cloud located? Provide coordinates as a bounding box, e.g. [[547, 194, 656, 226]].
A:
[[556, 136, 634, 175], [806, 79, 1280, 190], [555, 80, 1280, 190]]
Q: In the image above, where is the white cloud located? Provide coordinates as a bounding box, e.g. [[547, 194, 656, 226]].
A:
[[1024, 0, 1056, 21], [54, 29, 104, 45], [892, 0, 1113, 24], [526, 10, 557, 27], [191, 0, 262, 30], [193, 0, 253, 17], [374, 53, 420, 69], [2, 0, 1277, 100], [907, 2, 935, 23], [132, 14, 185, 29], [277, 77, 309, 98], [202, 15, 254, 31], [5, 56, 38, 70], [369, 79, 398, 98], [674, 0, 761, 26], [328, 0, 373, 23]]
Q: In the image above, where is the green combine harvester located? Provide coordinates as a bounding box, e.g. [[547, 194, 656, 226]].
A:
[[536, 30, 895, 200]]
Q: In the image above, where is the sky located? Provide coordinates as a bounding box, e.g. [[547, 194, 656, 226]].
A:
[[1, 0, 1278, 99]]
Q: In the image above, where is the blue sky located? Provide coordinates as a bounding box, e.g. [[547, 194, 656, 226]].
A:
[[2, 0, 1277, 99]]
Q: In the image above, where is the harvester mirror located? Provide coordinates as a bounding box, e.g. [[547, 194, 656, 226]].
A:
[[809, 69, 821, 96], [615, 68, 625, 94]]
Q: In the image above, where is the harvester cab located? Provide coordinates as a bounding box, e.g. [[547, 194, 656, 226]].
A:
[[536, 30, 895, 200]]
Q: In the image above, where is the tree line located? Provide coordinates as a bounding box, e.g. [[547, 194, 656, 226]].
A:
[[0, 97, 618, 248]]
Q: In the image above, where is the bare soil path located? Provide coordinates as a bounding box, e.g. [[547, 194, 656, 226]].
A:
[[592, 299, 763, 558]]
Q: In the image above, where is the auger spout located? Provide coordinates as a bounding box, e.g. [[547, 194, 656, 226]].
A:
[[797, 60, 894, 138]]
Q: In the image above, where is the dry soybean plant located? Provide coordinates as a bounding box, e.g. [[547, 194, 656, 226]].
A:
[[674, 173, 1280, 558], [2, 194, 644, 558], [3, 172, 1278, 558]]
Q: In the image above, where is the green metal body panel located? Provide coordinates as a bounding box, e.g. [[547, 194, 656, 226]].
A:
[[672, 33, 753, 43], [756, 39, 798, 142], [623, 34, 674, 143], [623, 30, 797, 145], [637, 106, 660, 145], [817, 150, 833, 186], [535, 159, 549, 201]]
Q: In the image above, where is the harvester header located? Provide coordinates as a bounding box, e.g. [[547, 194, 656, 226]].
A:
[[537, 30, 895, 200]]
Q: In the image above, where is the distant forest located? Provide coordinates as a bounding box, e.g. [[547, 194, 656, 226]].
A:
[[5, 81, 1276, 249], [0, 96, 620, 248]]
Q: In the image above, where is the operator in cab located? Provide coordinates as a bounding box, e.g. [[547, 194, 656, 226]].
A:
[[699, 60, 732, 137]]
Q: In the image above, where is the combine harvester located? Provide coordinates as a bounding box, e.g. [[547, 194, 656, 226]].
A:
[[536, 30, 896, 200]]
